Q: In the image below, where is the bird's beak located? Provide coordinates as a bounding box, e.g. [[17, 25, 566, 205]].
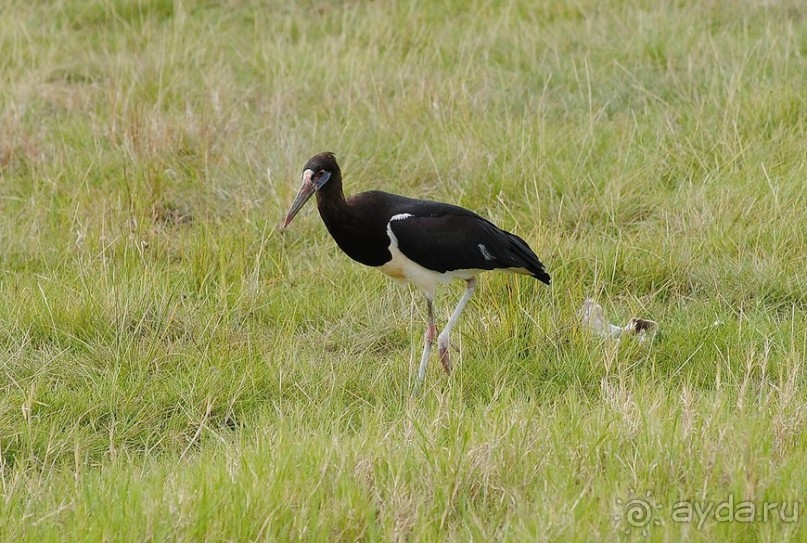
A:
[[281, 169, 319, 230]]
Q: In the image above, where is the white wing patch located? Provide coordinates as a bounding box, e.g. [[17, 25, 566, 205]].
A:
[[478, 243, 495, 261], [389, 213, 414, 222], [385, 213, 413, 249]]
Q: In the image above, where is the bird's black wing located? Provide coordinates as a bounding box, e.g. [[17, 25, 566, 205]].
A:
[[388, 211, 550, 284]]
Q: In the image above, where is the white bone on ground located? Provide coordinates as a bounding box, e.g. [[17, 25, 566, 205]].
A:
[[581, 299, 624, 338], [580, 298, 657, 339]]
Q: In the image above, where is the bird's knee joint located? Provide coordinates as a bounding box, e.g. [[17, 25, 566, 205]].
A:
[[425, 325, 437, 344]]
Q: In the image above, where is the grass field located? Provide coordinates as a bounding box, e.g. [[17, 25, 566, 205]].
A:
[[1, 0, 806, 540]]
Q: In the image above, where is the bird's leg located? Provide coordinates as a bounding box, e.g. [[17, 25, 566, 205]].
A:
[[415, 295, 437, 393], [438, 278, 477, 374]]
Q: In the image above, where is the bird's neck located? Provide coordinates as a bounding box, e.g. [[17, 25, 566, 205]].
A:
[[315, 173, 348, 224], [314, 175, 392, 267]]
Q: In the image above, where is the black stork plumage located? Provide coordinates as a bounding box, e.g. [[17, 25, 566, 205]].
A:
[[282, 152, 550, 390]]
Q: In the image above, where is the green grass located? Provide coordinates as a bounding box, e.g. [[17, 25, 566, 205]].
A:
[[1, 0, 805, 540]]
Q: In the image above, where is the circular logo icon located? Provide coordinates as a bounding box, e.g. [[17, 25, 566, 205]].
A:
[[614, 489, 663, 536]]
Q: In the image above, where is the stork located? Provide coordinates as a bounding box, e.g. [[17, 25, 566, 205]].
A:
[[282, 152, 550, 391]]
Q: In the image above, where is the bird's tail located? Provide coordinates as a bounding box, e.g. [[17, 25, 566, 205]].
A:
[[508, 234, 551, 285]]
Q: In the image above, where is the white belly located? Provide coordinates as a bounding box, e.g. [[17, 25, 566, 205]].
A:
[[377, 214, 481, 297]]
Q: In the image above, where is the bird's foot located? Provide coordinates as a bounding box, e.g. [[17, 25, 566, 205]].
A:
[[437, 336, 451, 374]]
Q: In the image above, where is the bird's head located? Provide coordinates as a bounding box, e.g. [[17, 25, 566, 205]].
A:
[[281, 152, 339, 230]]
